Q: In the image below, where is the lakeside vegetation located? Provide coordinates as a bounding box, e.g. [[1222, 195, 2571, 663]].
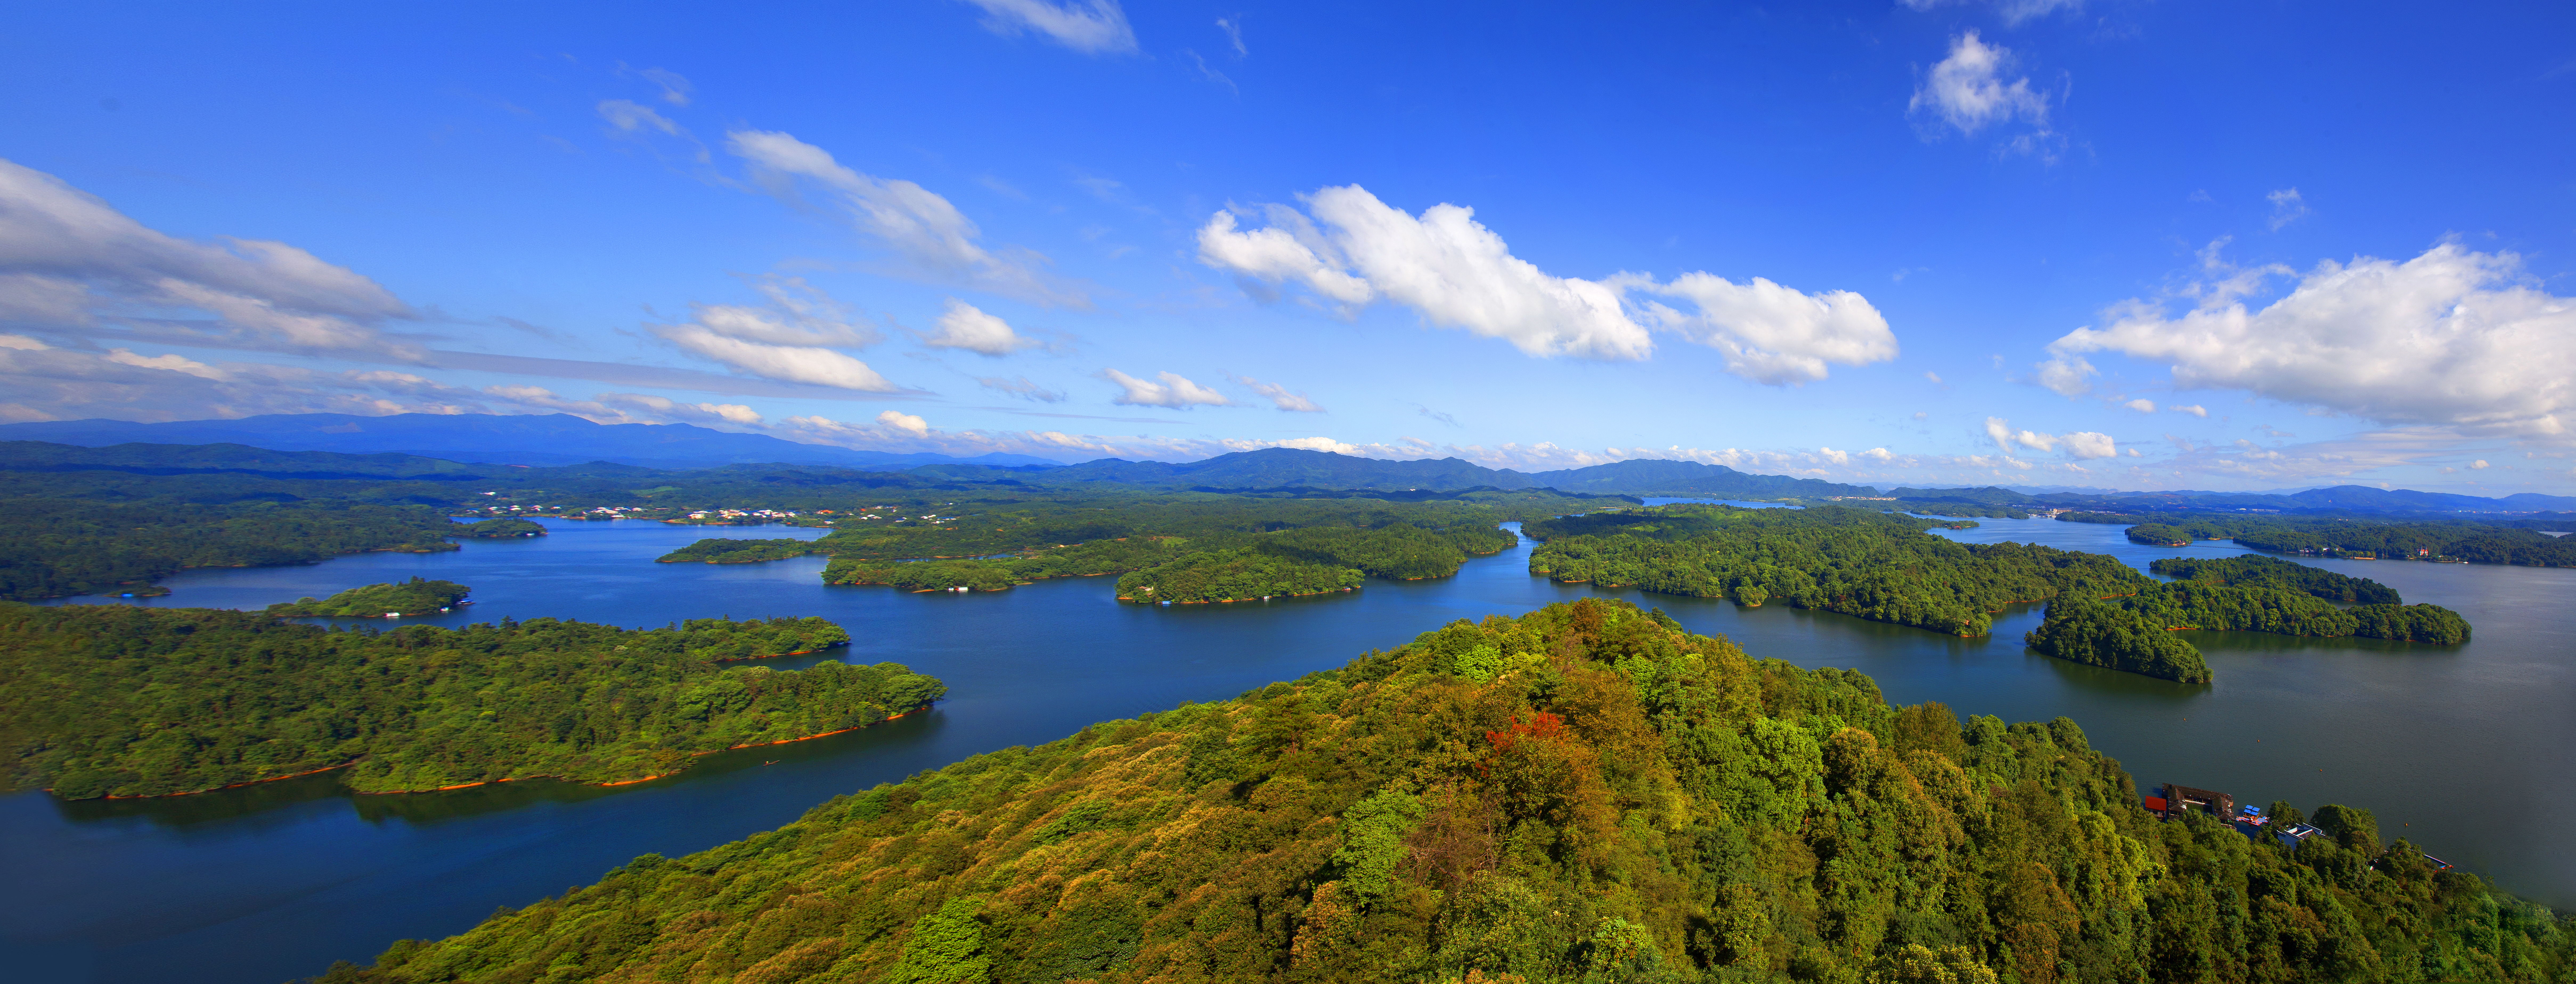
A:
[[2026, 600, 2216, 682], [658, 538, 826, 564], [455, 518, 547, 537], [1525, 504, 2153, 638], [1115, 549, 1363, 604], [2149, 554, 2402, 604], [2065, 511, 2576, 567], [0, 605, 928, 798], [1523, 505, 2474, 681], [316, 599, 2569, 983], [0, 499, 462, 601], [821, 501, 1517, 599], [268, 578, 471, 617]]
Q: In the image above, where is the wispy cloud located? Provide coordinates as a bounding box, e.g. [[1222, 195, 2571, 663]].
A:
[[960, 0, 1139, 55]]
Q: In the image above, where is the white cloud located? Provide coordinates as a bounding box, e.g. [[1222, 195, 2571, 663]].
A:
[[1624, 272, 1897, 384], [1102, 368, 1232, 409], [1897, 0, 2081, 26], [877, 409, 930, 437], [1197, 185, 1894, 379], [648, 277, 897, 392], [1910, 31, 2051, 140], [2061, 431, 2117, 458], [1924, 371, 1943, 384], [1215, 17, 1246, 56], [2046, 243, 2576, 441], [976, 375, 1067, 402], [726, 130, 1083, 307], [2034, 352, 2093, 396], [2124, 398, 2157, 413], [2172, 404, 2208, 417], [637, 67, 693, 107], [920, 299, 1038, 356], [960, 0, 1138, 55], [2471, 459, 2490, 470], [1234, 375, 1323, 412], [2267, 188, 2308, 230], [0, 157, 418, 357], [597, 99, 683, 136]]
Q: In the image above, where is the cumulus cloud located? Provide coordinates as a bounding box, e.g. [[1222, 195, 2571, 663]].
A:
[[2045, 243, 2576, 441], [2171, 404, 2208, 417], [2061, 431, 2117, 458], [2125, 398, 2157, 413], [726, 130, 1083, 307], [0, 157, 419, 357], [919, 299, 1038, 355], [1911, 31, 2048, 135], [976, 375, 1067, 402], [1102, 369, 1232, 409], [960, 0, 1138, 55], [648, 277, 897, 392], [876, 409, 930, 437], [1233, 375, 1323, 412], [1196, 185, 1894, 379]]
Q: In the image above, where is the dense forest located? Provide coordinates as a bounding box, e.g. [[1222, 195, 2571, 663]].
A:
[[2109, 583, 2470, 645], [2149, 554, 2402, 605], [659, 538, 827, 564], [456, 518, 548, 537], [0, 605, 931, 798], [1524, 505, 2154, 639], [314, 599, 2568, 984], [0, 498, 463, 601], [2062, 510, 2576, 567], [821, 502, 1516, 598], [1116, 549, 1363, 604], [2025, 600, 2216, 683], [268, 578, 472, 617]]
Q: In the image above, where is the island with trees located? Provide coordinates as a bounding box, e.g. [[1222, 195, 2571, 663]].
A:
[[1523, 504, 2473, 681], [2069, 511, 2576, 567], [0, 499, 463, 601], [820, 500, 1515, 599], [453, 517, 547, 538], [308, 599, 2569, 984], [267, 578, 472, 617], [0, 604, 924, 798], [1115, 548, 1362, 604], [656, 538, 826, 564]]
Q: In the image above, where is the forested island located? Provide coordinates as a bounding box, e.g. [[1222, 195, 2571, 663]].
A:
[[1524, 505, 2473, 681], [1115, 549, 1362, 604], [267, 578, 472, 617], [1525, 504, 2150, 637], [0, 605, 927, 798], [657, 538, 825, 564], [313, 599, 2569, 983], [454, 517, 547, 537], [820, 501, 1515, 598], [2065, 511, 2576, 567]]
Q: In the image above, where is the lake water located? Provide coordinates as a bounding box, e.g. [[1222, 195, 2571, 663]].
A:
[[2, 513, 2570, 983]]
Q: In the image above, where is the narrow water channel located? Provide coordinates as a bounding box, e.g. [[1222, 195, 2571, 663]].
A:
[[2, 513, 2568, 983]]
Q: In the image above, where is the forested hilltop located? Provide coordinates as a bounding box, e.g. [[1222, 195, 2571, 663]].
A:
[[0, 498, 463, 600], [0, 605, 938, 798], [1524, 505, 2471, 682], [316, 599, 2568, 984]]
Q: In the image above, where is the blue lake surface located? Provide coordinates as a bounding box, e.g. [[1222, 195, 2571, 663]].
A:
[[2, 512, 2570, 983]]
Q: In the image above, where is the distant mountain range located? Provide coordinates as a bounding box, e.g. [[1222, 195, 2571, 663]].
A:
[[922, 449, 1880, 499], [0, 414, 1063, 471], [5, 412, 2569, 513]]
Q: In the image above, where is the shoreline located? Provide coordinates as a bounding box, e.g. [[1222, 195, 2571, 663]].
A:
[[62, 705, 930, 801]]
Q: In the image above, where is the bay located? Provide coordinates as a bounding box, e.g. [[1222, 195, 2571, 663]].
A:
[[1, 513, 2569, 983]]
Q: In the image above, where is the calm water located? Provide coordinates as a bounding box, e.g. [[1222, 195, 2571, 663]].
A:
[[1, 514, 2569, 982]]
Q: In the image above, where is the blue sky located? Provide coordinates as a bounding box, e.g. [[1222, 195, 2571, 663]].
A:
[[3, 1, 2573, 493]]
